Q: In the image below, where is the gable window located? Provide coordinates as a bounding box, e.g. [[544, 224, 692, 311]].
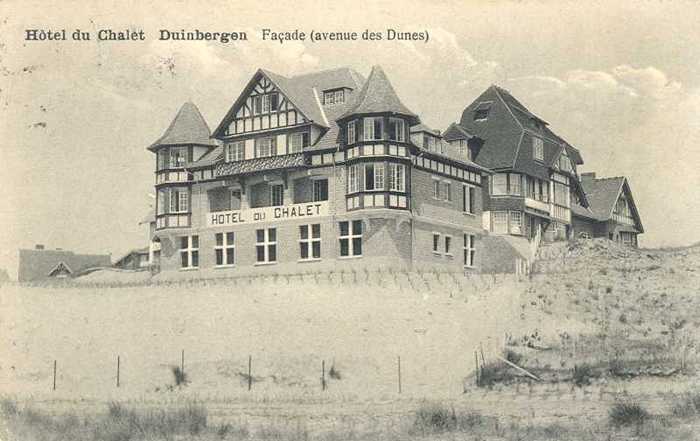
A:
[[339, 220, 362, 257], [270, 184, 284, 206], [463, 234, 476, 267], [225, 141, 245, 162], [299, 224, 321, 260], [169, 146, 187, 168], [388, 164, 405, 192], [388, 118, 405, 142], [253, 95, 262, 115], [255, 137, 277, 158], [289, 132, 310, 153], [533, 137, 544, 161], [262, 93, 278, 113], [313, 179, 328, 202], [347, 120, 356, 145], [462, 184, 475, 214], [364, 117, 383, 141], [179, 235, 199, 269], [256, 228, 277, 263], [364, 163, 384, 191], [214, 232, 235, 266], [474, 109, 489, 121]]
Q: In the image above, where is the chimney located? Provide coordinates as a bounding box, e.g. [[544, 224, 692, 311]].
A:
[[35, 244, 45, 250], [581, 172, 596, 182]]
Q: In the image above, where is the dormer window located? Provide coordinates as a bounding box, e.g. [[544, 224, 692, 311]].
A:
[[533, 137, 544, 161], [473, 102, 492, 121], [323, 89, 345, 105]]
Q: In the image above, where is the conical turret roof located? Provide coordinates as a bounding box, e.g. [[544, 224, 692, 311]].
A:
[[339, 65, 419, 124], [148, 102, 216, 151]]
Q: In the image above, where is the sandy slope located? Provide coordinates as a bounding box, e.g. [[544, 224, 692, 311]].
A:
[[0, 272, 520, 402]]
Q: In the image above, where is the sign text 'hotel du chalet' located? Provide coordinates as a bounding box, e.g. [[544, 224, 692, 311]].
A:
[[206, 201, 329, 227]]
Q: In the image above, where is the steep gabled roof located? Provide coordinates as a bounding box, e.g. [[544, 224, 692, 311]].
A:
[[578, 176, 643, 232], [442, 122, 474, 141], [211, 67, 365, 152], [148, 102, 216, 151], [456, 85, 584, 174], [339, 65, 419, 124]]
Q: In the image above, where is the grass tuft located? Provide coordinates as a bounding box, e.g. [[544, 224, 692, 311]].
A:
[[609, 402, 650, 427]]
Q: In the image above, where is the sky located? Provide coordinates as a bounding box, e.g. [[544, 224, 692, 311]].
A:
[[1, 0, 699, 278]]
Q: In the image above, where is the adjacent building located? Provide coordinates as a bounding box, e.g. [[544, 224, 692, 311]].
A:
[[571, 173, 643, 246], [147, 66, 490, 275], [18, 245, 111, 282]]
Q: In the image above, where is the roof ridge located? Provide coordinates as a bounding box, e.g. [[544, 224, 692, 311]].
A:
[[288, 66, 354, 78]]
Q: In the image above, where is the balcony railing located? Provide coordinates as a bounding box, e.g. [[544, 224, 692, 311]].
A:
[[206, 201, 329, 228], [550, 204, 571, 223], [612, 213, 635, 226], [155, 170, 191, 184], [524, 197, 550, 214], [156, 213, 191, 229]]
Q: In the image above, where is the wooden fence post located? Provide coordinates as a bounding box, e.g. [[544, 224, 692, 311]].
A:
[[117, 355, 120, 388], [181, 350, 185, 375], [397, 356, 402, 394], [53, 360, 57, 391], [248, 355, 252, 391], [321, 360, 326, 391], [474, 351, 480, 386]]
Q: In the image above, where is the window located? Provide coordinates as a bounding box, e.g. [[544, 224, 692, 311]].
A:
[[493, 211, 508, 234], [364, 163, 384, 191], [262, 93, 278, 113], [474, 108, 489, 121], [510, 211, 523, 235], [348, 164, 361, 193], [255, 137, 276, 158], [388, 118, 405, 142], [509, 173, 522, 195], [444, 182, 452, 202], [347, 120, 356, 145], [313, 179, 328, 202], [444, 235, 452, 255], [299, 224, 321, 260], [169, 188, 189, 213], [214, 232, 235, 266], [179, 235, 199, 269], [388, 164, 405, 192], [256, 228, 277, 263], [492, 173, 507, 195], [433, 179, 441, 199], [553, 182, 569, 206], [230, 190, 241, 210], [432, 233, 441, 253], [324, 89, 344, 105], [169, 146, 187, 168], [364, 117, 382, 140], [533, 137, 544, 161], [339, 220, 362, 257], [463, 234, 476, 267], [289, 132, 310, 153], [270, 184, 284, 206], [253, 95, 262, 114], [225, 141, 245, 162], [462, 184, 475, 214]]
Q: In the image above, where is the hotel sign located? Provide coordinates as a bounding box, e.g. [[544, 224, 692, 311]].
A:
[[206, 201, 329, 227]]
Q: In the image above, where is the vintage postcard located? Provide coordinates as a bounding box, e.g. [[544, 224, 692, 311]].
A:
[[1, 0, 699, 440]]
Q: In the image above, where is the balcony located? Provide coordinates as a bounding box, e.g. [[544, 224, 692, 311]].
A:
[[156, 213, 191, 229], [206, 201, 329, 228], [155, 170, 191, 185], [612, 213, 635, 226], [524, 197, 550, 214], [550, 204, 571, 223]]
